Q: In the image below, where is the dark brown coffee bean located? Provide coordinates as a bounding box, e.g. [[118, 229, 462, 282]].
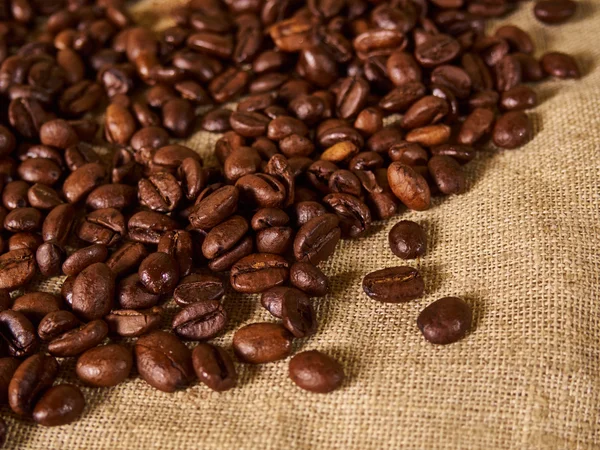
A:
[[63, 163, 107, 204], [189, 185, 238, 230], [0, 357, 20, 404], [354, 108, 384, 137], [156, 230, 193, 277], [8, 98, 52, 140], [0, 126, 16, 157], [135, 331, 194, 392], [256, 227, 294, 255], [200, 108, 233, 132], [0, 310, 38, 357], [39, 119, 78, 149], [417, 297, 472, 344], [500, 85, 538, 111], [27, 184, 63, 210], [138, 172, 183, 213], [233, 322, 293, 364], [236, 174, 286, 210], [428, 155, 467, 195], [116, 274, 159, 309], [37, 311, 80, 342], [431, 144, 475, 164], [230, 253, 289, 293], [61, 276, 75, 308], [62, 244, 108, 276], [104, 103, 136, 145], [64, 143, 101, 172], [192, 343, 236, 392], [77, 208, 125, 246], [363, 266, 424, 303], [11, 292, 62, 325], [174, 273, 224, 306], [107, 242, 148, 278], [388, 142, 428, 166], [35, 242, 63, 277], [387, 162, 431, 211], [401, 96, 448, 130], [267, 116, 308, 141], [0, 248, 36, 290], [8, 353, 58, 416], [3, 181, 30, 210], [366, 126, 405, 154], [31, 384, 85, 428], [130, 127, 169, 152], [415, 34, 460, 68], [172, 300, 227, 340], [223, 146, 261, 183], [473, 36, 510, 67], [294, 214, 341, 264], [322, 193, 372, 238], [72, 263, 114, 321], [540, 52, 580, 79], [162, 98, 195, 138], [495, 25, 534, 54], [138, 252, 179, 295], [229, 111, 270, 138], [4, 207, 42, 233], [457, 108, 495, 146], [209, 67, 249, 103], [17, 158, 62, 186], [335, 77, 369, 119], [260, 286, 303, 319], [379, 82, 426, 112], [105, 307, 162, 337], [127, 210, 178, 244], [534, 0, 576, 24], [202, 215, 248, 260], [493, 111, 533, 149], [281, 291, 317, 338], [48, 320, 108, 357], [40, 204, 72, 246], [495, 54, 522, 92], [386, 51, 421, 86], [251, 208, 289, 231], [405, 124, 451, 147], [76, 344, 132, 387], [288, 350, 344, 393], [86, 184, 136, 210], [389, 221, 427, 260], [290, 262, 329, 297]]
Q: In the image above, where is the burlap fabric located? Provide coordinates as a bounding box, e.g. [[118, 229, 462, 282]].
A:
[[3, 1, 600, 449]]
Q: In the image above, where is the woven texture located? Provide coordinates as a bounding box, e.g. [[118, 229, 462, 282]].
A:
[[4, 2, 600, 449]]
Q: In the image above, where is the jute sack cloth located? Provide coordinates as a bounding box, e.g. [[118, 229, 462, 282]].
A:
[[3, 1, 600, 449]]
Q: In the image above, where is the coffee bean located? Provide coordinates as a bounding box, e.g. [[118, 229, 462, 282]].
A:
[[251, 208, 290, 231], [116, 274, 160, 309], [32, 384, 85, 427], [500, 85, 538, 111], [281, 290, 317, 338], [128, 210, 178, 245], [138, 172, 182, 213], [11, 292, 62, 325], [192, 343, 236, 392], [495, 25, 534, 54], [4, 207, 42, 233], [36, 242, 63, 277], [288, 350, 344, 393], [188, 185, 238, 230], [233, 322, 293, 364], [534, 0, 576, 24], [0, 248, 36, 290], [39, 119, 78, 149], [202, 215, 248, 260], [76, 344, 132, 387], [0, 357, 20, 404], [27, 184, 63, 210], [362, 266, 424, 302], [0, 310, 38, 357], [200, 108, 233, 132], [42, 204, 74, 246], [230, 253, 289, 293], [86, 184, 137, 210], [139, 252, 179, 295], [428, 155, 467, 195], [389, 221, 427, 260], [153, 144, 201, 171], [173, 273, 224, 306], [48, 320, 108, 357], [62, 244, 108, 276], [105, 307, 162, 337], [540, 52, 580, 79], [63, 163, 107, 204], [37, 310, 80, 342], [415, 34, 460, 68], [293, 214, 341, 264], [172, 300, 227, 340], [379, 82, 426, 112], [323, 193, 372, 238], [493, 111, 533, 149], [17, 158, 62, 186], [134, 331, 194, 392], [401, 96, 448, 130], [294, 201, 327, 228], [106, 242, 148, 278], [261, 286, 303, 319], [72, 263, 115, 321], [290, 262, 329, 297], [417, 297, 472, 344], [207, 235, 254, 272], [387, 162, 431, 211], [3, 181, 30, 210], [8, 353, 58, 416]]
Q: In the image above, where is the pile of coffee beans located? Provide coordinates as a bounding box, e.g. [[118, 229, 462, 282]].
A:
[[0, 0, 581, 442]]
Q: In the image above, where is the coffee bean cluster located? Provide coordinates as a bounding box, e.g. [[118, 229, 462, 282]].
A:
[[0, 0, 580, 443]]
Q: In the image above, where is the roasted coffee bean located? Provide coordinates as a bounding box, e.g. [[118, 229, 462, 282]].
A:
[[39, 119, 78, 149], [366, 126, 404, 154], [64, 143, 101, 171], [354, 108, 384, 136], [201, 108, 233, 132], [0, 310, 38, 357], [127, 211, 178, 244], [117, 274, 160, 310], [105, 307, 162, 337], [230, 252, 289, 293], [72, 263, 114, 321], [534, 0, 576, 24], [251, 208, 290, 231], [281, 291, 317, 338], [4, 207, 42, 233], [63, 163, 107, 204], [260, 286, 306, 319], [77, 208, 125, 246], [405, 124, 451, 147], [236, 174, 286, 210], [192, 343, 236, 392], [202, 215, 248, 260], [379, 82, 426, 112], [106, 243, 148, 279], [156, 230, 193, 277], [267, 116, 309, 141], [76, 344, 132, 387], [8, 98, 52, 140], [229, 111, 270, 138], [36, 242, 63, 277], [139, 252, 179, 295], [37, 311, 80, 342], [0, 357, 20, 404], [162, 98, 195, 138], [457, 108, 495, 146], [41, 204, 73, 246], [495, 25, 534, 54], [323, 193, 372, 238], [172, 300, 227, 340], [27, 184, 63, 210], [48, 320, 108, 357], [63, 244, 110, 277], [386, 51, 421, 87], [288, 350, 344, 393], [417, 297, 472, 344], [389, 221, 427, 260], [401, 96, 448, 130], [138, 172, 182, 213], [493, 111, 533, 149], [500, 85, 538, 111], [428, 155, 467, 195], [233, 322, 293, 364], [104, 103, 136, 145], [134, 331, 194, 392], [540, 52, 580, 79], [32, 384, 85, 427], [86, 184, 136, 210], [11, 292, 62, 325], [362, 266, 424, 302], [61, 276, 75, 308], [3, 181, 30, 210], [173, 273, 224, 306], [495, 54, 522, 92], [8, 353, 58, 416], [0, 248, 36, 290], [415, 34, 460, 68], [255, 227, 294, 255], [209, 67, 249, 103], [202, 235, 249, 271], [289, 262, 329, 297], [387, 162, 431, 211], [294, 214, 341, 264], [389, 142, 428, 166], [189, 185, 238, 230], [17, 158, 62, 186]]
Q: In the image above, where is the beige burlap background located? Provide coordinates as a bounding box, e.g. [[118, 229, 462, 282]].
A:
[[3, 1, 600, 449]]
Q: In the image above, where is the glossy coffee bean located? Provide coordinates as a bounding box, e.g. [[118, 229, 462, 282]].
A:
[[11, 292, 62, 325], [127, 211, 178, 245], [48, 320, 109, 357], [134, 331, 194, 393], [290, 262, 329, 297], [289, 350, 344, 393], [428, 155, 467, 195], [293, 214, 341, 265], [105, 307, 162, 338], [37, 311, 80, 342], [106, 242, 148, 278], [0, 357, 20, 404], [62, 244, 109, 276], [8, 353, 58, 416], [387, 162, 431, 211], [230, 253, 289, 293], [188, 185, 238, 230], [72, 263, 115, 321], [493, 111, 533, 149], [172, 300, 227, 340], [534, 0, 576, 24], [540, 52, 580, 79], [281, 290, 317, 338], [417, 297, 472, 344], [139, 252, 179, 295], [362, 266, 424, 303], [0, 310, 38, 357], [233, 322, 293, 364], [192, 343, 236, 392], [389, 221, 427, 260], [32, 384, 85, 427], [76, 344, 132, 387]]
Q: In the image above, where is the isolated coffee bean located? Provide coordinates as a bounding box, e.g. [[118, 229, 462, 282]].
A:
[[8, 353, 58, 416], [172, 300, 227, 340], [534, 0, 576, 24], [192, 343, 236, 392], [233, 322, 293, 364], [173, 273, 225, 306], [105, 307, 162, 338], [389, 221, 427, 260], [0, 248, 36, 290], [362, 266, 424, 303], [288, 350, 344, 393], [540, 52, 580, 79], [76, 344, 133, 387], [0, 310, 38, 358], [293, 214, 341, 265], [139, 252, 179, 295], [135, 331, 194, 393], [387, 162, 431, 211], [417, 297, 472, 345], [48, 320, 108, 357], [230, 253, 289, 293], [72, 263, 115, 321], [32, 384, 85, 427], [11, 292, 62, 325], [493, 111, 533, 149], [37, 311, 80, 342]]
